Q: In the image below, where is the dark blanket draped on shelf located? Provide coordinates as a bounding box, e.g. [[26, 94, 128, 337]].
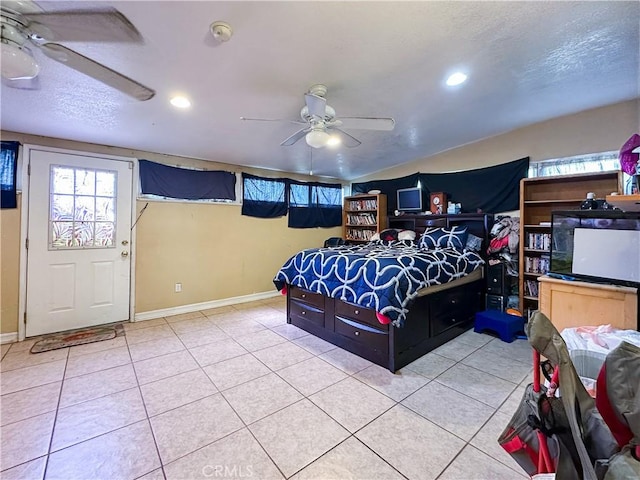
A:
[[352, 157, 529, 214]]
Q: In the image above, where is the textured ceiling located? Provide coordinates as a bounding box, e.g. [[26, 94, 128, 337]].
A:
[[1, 1, 639, 180]]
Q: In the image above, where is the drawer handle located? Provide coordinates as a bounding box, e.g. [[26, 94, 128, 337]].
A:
[[451, 299, 457, 305], [354, 309, 360, 315], [301, 294, 306, 298], [301, 311, 306, 315], [354, 331, 360, 336]]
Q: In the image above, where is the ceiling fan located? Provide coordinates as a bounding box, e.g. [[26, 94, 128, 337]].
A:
[[241, 84, 395, 148], [0, 1, 155, 101]]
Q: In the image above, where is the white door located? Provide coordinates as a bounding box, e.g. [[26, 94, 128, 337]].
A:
[[26, 149, 133, 337]]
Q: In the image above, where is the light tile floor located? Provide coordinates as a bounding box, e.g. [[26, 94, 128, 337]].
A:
[[0, 297, 533, 479]]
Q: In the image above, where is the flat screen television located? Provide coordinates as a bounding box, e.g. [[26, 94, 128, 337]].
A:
[[550, 210, 640, 287], [397, 187, 423, 213]]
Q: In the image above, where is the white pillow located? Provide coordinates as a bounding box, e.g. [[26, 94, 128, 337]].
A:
[[397, 230, 416, 241]]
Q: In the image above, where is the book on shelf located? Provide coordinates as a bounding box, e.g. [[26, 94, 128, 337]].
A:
[[526, 232, 551, 250], [524, 254, 550, 274], [348, 199, 378, 211], [524, 279, 539, 297], [539, 221, 552, 226], [347, 213, 376, 225], [346, 228, 375, 241]]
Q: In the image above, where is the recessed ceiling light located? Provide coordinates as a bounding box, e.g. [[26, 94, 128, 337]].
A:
[[170, 96, 191, 108], [446, 72, 467, 86]]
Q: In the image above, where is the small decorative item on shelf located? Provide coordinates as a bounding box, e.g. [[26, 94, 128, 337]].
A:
[[446, 201, 461, 214], [580, 192, 598, 210], [429, 192, 446, 214]]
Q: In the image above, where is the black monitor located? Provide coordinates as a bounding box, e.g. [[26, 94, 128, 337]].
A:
[[396, 187, 423, 213]]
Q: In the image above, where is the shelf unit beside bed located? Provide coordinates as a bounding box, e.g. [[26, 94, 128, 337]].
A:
[[518, 171, 622, 318], [343, 193, 387, 242]]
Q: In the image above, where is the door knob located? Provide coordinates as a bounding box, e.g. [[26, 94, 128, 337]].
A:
[[121, 240, 129, 245], [121, 251, 129, 257]]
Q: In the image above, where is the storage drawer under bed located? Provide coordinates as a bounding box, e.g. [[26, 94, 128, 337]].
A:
[[334, 300, 389, 331], [289, 286, 325, 309], [334, 315, 389, 358]]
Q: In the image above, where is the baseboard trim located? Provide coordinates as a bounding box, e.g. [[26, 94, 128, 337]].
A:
[[1, 332, 18, 344], [134, 290, 281, 322]]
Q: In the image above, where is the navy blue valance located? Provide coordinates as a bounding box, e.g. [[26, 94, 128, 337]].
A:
[[241, 173, 288, 218], [288, 180, 342, 228], [1, 141, 20, 209], [139, 159, 236, 201]]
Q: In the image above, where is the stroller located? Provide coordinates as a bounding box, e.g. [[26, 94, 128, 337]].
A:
[[497, 311, 630, 479]]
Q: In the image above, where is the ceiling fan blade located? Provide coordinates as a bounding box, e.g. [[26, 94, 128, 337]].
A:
[[280, 128, 310, 147], [240, 117, 306, 125], [328, 127, 362, 148], [334, 117, 395, 131], [39, 43, 155, 101], [1, 75, 40, 90], [24, 9, 143, 43], [305, 93, 326, 118]]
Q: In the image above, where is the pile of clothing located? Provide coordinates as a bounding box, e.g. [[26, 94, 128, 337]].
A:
[[487, 215, 520, 276]]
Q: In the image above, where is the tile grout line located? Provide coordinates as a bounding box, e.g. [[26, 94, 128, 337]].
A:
[[41, 346, 70, 480], [125, 333, 169, 480]]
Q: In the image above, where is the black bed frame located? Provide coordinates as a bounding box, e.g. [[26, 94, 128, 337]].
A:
[[286, 213, 493, 372]]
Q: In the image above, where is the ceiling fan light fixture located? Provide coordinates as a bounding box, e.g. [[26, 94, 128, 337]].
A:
[[326, 135, 341, 147], [306, 128, 330, 148], [0, 40, 39, 80]]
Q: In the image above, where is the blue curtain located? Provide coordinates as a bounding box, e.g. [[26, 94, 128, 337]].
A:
[[288, 180, 342, 228], [139, 160, 236, 201], [241, 173, 288, 218], [1, 141, 20, 209]]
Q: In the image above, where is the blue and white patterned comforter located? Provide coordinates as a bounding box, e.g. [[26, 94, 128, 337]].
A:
[[273, 241, 484, 328]]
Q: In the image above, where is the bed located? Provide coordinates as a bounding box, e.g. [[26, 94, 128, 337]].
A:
[[274, 213, 493, 372]]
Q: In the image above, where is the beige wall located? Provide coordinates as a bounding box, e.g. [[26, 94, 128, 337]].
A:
[[355, 99, 640, 181], [1, 197, 21, 334], [0, 133, 341, 335]]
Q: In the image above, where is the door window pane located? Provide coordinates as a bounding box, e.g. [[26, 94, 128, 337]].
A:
[[75, 196, 95, 221], [52, 168, 74, 194], [96, 171, 116, 196], [95, 197, 114, 221], [49, 165, 117, 249], [74, 222, 94, 246], [51, 194, 74, 220], [51, 222, 73, 247], [75, 170, 95, 195], [95, 222, 115, 246]]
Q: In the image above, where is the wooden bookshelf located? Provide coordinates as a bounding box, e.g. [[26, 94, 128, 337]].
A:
[[343, 194, 387, 242], [518, 171, 622, 317]]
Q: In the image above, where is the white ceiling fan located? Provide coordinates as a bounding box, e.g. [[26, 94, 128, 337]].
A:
[[241, 84, 395, 148], [0, 1, 155, 101]]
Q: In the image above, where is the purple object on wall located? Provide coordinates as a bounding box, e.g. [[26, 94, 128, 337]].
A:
[[619, 134, 640, 175]]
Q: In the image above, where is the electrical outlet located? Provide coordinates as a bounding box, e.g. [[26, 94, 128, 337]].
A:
[[175, 283, 182, 293]]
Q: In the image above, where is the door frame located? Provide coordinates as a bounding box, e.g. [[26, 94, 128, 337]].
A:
[[18, 145, 138, 341]]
